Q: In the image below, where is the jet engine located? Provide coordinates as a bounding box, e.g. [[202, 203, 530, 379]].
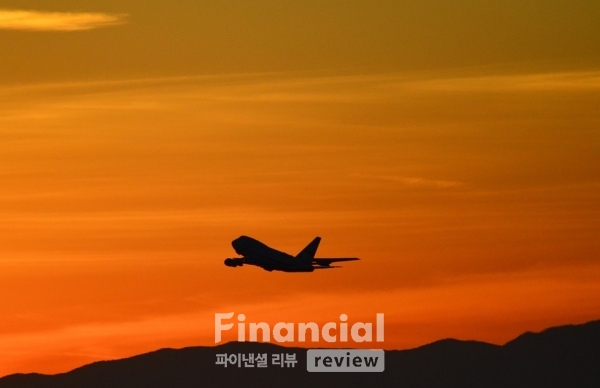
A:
[[224, 258, 243, 267]]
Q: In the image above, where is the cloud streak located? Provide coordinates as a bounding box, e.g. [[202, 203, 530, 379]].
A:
[[0, 9, 127, 31], [374, 175, 463, 189]]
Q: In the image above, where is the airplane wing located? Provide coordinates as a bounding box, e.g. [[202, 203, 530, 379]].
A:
[[312, 258, 359, 267]]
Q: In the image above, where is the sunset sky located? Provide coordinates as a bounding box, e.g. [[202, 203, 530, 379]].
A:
[[1, 0, 599, 376]]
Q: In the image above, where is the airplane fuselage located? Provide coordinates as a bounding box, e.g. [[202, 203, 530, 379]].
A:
[[224, 235, 359, 273], [229, 236, 314, 272]]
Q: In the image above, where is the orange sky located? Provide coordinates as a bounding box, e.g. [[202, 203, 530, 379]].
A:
[[1, 1, 600, 376]]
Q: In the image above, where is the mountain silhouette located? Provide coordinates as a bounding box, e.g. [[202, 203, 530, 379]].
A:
[[1, 320, 599, 388]]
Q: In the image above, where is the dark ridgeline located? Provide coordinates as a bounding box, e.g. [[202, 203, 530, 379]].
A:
[[1, 320, 599, 388]]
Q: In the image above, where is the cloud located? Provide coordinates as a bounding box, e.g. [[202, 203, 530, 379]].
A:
[[383, 176, 462, 188], [0, 9, 127, 31], [364, 175, 462, 189], [400, 71, 600, 93]]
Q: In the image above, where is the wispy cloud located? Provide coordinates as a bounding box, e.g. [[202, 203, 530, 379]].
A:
[[360, 175, 462, 189], [0, 9, 127, 31], [400, 71, 600, 93], [379, 176, 462, 188]]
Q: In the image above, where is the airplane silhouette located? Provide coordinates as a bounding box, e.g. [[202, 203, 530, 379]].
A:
[[224, 236, 359, 272]]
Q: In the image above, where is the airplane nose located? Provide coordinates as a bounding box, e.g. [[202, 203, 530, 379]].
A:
[[231, 237, 244, 252]]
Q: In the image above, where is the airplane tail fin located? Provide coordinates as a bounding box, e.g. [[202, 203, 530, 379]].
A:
[[296, 237, 321, 264]]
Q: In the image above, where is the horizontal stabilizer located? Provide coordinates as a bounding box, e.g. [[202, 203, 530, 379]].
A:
[[313, 257, 359, 267]]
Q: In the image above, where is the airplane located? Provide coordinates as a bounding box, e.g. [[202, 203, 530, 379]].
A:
[[224, 236, 359, 272]]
